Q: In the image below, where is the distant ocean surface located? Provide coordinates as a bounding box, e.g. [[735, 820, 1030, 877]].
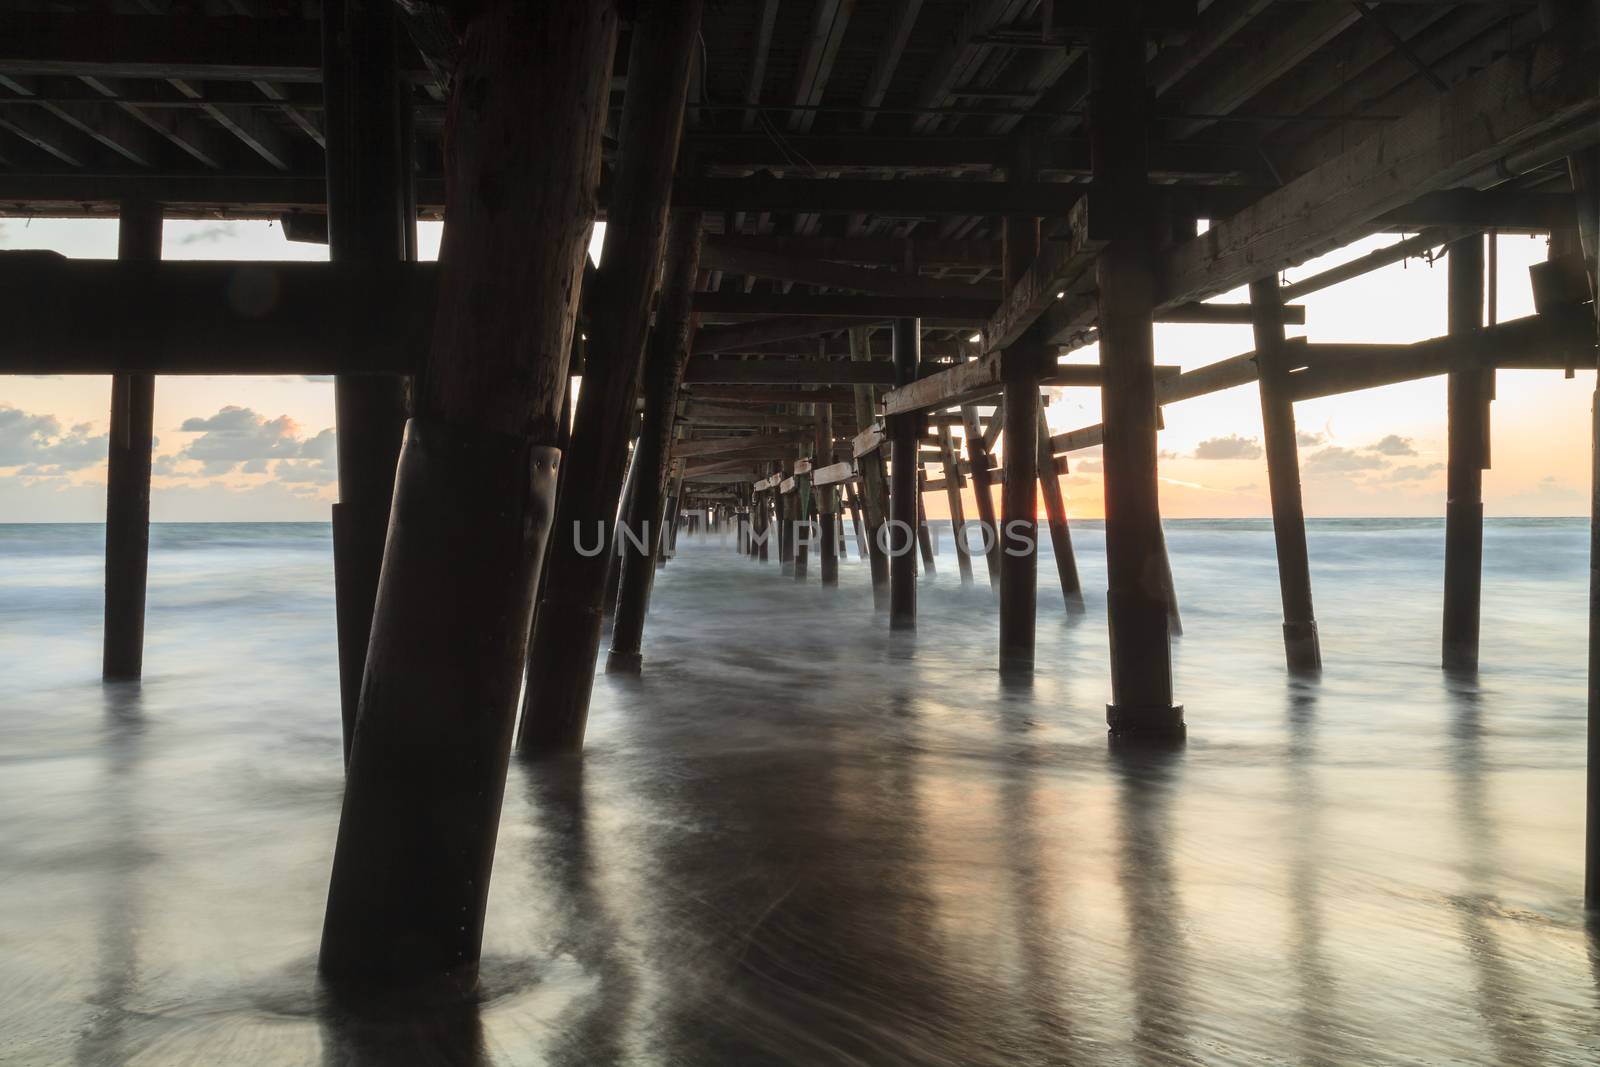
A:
[[2, 518, 1596, 1065]]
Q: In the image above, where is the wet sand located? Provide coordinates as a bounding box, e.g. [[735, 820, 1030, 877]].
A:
[[1, 520, 1597, 1064]]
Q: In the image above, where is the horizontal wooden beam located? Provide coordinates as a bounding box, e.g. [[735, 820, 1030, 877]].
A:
[[672, 430, 812, 458], [1287, 308, 1599, 400], [699, 235, 1002, 268], [1156, 33, 1599, 310], [698, 237, 1000, 300], [0, 15, 333, 84], [0, 253, 428, 374], [812, 460, 856, 487], [679, 386, 859, 405], [682, 357, 898, 386], [694, 315, 866, 354], [694, 292, 993, 321], [882, 355, 1180, 416]]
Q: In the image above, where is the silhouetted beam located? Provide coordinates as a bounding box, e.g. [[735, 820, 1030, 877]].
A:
[[694, 292, 992, 320], [1156, 35, 1599, 312], [682, 357, 897, 385], [880, 355, 1177, 415], [699, 237, 999, 300], [789, 0, 853, 134], [700, 235, 1001, 267], [0, 256, 429, 373], [1166, 1, 1361, 140], [694, 315, 870, 353], [859, 0, 923, 132], [680, 386, 858, 405], [673, 429, 811, 458], [1280, 226, 1474, 300], [740, 0, 780, 130], [1286, 307, 1598, 400], [0, 15, 333, 83]]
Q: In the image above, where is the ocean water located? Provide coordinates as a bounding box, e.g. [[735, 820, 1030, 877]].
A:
[[1, 519, 1597, 1065]]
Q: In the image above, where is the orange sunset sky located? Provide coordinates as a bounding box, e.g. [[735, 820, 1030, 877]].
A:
[[0, 218, 1589, 522]]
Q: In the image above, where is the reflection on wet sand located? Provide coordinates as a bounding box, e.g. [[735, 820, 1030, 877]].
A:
[[4, 526, 1600, 1064]]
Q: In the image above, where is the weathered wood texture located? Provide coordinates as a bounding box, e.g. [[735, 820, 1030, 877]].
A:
[[320, 0, 617, 992], [519, 0, 703, 755], [609, 212, 704, 674], [1092, 30, 1181, 736]]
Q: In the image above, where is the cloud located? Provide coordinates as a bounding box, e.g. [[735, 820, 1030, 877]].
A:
[[1193, 434, 1262, 460], [172, 405, 337, 482], [1302, 446, 1388, 476], [1384, 462, 1443, 482], [0, 405, 108, 475], [303, 375, 334, 383], [1296, 430, 1327, 447], [178, 222, 240, 246], [1368, 434, 1417, 456], [1073, 457, 1103, 473]]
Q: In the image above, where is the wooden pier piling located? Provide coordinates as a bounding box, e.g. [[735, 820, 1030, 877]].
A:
[[817, 403, 839, 587], [1443, 235, 1489, 673], [962, 402, 1003, 589], [324, 0, 412, 760], [102, 200, 160, 682], [518, 0, 703, 755], [890, 318, 920, 629], [320, 0, 615, 990], [851, 327, 892, 608], [999, 346, 1042, 672], [1250, 277, 1322, 673], [936, 425, 975, 584], [1036, 407, 1086, 613], [608, 212, 704, 675], [1091, 28, 1182, 738]]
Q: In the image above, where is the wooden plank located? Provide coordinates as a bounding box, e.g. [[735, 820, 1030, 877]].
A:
[[812, 460, 855, 487], [882, 350, 1001, 415], [672, 429, 811, 458], [0, 14, 333, 83], [852, 424, 886, 458], [779, 476, 797, 494], [793, 457, 814, 475], [1156, 33, 1600, 311]]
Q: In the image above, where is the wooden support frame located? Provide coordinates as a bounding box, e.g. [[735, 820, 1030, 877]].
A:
[[1250, 277, 1321, 673], [1442, 235, 1490, 673], [102, 200, 160, 682]]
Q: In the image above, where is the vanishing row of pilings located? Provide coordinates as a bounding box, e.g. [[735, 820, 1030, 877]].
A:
[[73, 0, 1599, 999]]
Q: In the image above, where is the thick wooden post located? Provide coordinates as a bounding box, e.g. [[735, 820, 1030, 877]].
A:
[[1443, 235, 1489, 672], [794, 443, 812, 581], [601, 438, 641, 618], [936, 426, 974, 584], [851, 327, 892, 608], [779, 473, 795, 573], [890, 318, 920, 629], [518, 0, 704, 756], [608, 212, 703, 674], [1091, 29, 1182, 738], [102, 200, 160, 681], [1250, 277, 1322, 673], [1035, 407, 1086, 613], [962, 402, 1002, 588], [999, 348, 1041, 672], [663, 464, 684, 563], [1564, 148, 1600, 908], [817, 402, 839, 586], [324, 0, 412, 762], [320, 0, 616, 991]]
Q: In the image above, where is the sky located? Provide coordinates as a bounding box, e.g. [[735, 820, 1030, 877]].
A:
[[0, 217, 1587, 522]]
